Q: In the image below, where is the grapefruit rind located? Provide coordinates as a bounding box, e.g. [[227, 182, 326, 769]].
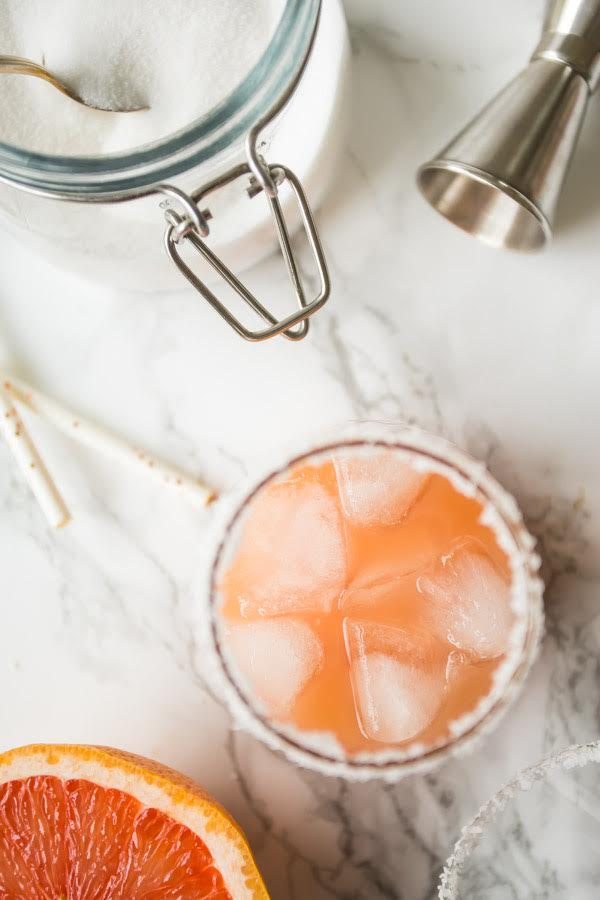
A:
[[0, 744, 269, 900]]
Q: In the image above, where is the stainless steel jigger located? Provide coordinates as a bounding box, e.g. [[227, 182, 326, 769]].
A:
[[417, 0, 600, 251]]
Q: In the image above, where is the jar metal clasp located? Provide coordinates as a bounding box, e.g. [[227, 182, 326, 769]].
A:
[[157, 158, 330, 343], [155, 1, 330, 343]]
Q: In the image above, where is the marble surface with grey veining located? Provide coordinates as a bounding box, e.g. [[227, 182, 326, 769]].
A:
[[2, 1, 600, 897]]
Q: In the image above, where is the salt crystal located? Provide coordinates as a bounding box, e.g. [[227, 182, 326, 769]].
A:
[[228, 619, 323, 715]]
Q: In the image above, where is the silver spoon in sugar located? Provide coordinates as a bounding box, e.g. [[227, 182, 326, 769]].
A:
[[0, 54, 147, 112]]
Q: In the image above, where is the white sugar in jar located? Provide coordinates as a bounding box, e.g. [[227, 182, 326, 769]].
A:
[[0, 0, 289, 156], [0, 0, 349, 340]]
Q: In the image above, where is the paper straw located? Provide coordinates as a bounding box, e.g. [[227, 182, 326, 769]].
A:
[[0, 385, 70, 528], [1, 373, 215, 507]]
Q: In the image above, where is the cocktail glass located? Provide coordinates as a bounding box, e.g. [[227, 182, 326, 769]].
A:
[[205, 424, 544, 780]]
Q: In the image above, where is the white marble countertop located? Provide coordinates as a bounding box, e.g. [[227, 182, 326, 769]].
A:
[[2, 1, 600, 897]]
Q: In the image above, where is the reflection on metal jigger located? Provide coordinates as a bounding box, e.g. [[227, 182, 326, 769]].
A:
[[417, 0, 600, 251]]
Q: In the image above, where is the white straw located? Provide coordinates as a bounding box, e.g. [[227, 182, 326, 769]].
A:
[[0, 385, 71, 528], [0, 373, 216, 507]]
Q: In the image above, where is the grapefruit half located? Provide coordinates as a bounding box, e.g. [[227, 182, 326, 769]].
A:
[[0, 743, 269, 899]]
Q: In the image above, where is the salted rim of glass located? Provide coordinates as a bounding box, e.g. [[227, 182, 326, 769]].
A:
[[438, 740, 600, 899], [203, 424, 544, 781], [0, 0, 319, 197]]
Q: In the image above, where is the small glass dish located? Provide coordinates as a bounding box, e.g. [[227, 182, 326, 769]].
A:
[[439, 741, 600, 899]]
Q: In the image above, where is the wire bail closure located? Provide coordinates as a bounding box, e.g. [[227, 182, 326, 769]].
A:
[[156, 1, 330, 342], [159, 159, 330, 342]]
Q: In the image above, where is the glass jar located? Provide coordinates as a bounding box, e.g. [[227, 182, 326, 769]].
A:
[[0, 0, 350, 341], [203, 424, 544, 781]]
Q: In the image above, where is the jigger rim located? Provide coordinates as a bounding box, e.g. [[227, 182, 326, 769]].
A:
[[417, 159, 553, 252]]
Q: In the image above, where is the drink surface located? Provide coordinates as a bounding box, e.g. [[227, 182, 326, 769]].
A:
[[217, 449, 515, 756]]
